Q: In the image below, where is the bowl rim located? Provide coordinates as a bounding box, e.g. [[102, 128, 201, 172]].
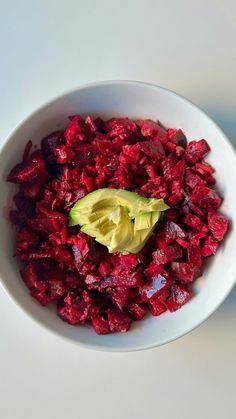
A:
[[1, 79, 236, 352]]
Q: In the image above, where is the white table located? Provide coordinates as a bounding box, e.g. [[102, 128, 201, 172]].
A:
[[0, 1, 235, 418]]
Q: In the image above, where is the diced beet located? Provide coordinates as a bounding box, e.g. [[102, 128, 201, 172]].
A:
[[116, 253, 142, 269], [171, 262, 201, 282], [119, 143, 142, 164], [98, 261, 110, 277], [7, 151, 48, 184], [144, 262, 164, 280], [22, 140, 33, 162], [127, 303, 146, 320], [208, 211, 229, 241], [185, 169, 205, 189], [85, 274, 101, 286], [172, 160, 186, 182], [140, 119, 161, 137], [183, 213, 208, 233], [165, 284, 193, 312], [47, 279, 67, 300], [9, 210, 28, 227], [20, 262, 42, 291], [107, 288, 129, 310], [201, 234, 219, 257], [108, 308, 132, 333], [175, 146, 185, 157], [54, 144, 74, 164], [162, 153, 177, 182], [187, 242, 202, 268], [65, 115, 91, 144], [92, 316, 110, 334], [195, 161, 215, 175], [20, 263, 49, 306], [100, 271, 143, 289], [106, 117, 138, 139], [58, 292, 88, 325], [157, 289, 170, 303], [153, 244, 183, 264], [149, 299, 166, 316], [146, 164, 158, 178], [141, 140, 165, 160], [168, 191, 183, 207], [74, 144, 98, 167], [191, 185, 222, 210], [188, 200, 206, 219], [169, 129, 187, 148], [176, 238, 190, 248], [185, 139, 210, 164], [85, 115, 98, 133], [13, 193, 35, 216], [139, 273, 173, 301], [165, 208, 182, 222], [21, 182, 44, 200], [41, 131, 64, 162], [16, 227, 38, 247], [156, 221, 186, 248]]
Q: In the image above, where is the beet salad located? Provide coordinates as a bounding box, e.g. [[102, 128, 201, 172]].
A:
[[7, 116, 229, 334]]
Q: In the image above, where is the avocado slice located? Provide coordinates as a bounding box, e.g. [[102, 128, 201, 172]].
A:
[[69, 188, 169, 254], [126, 212, 161, 253]]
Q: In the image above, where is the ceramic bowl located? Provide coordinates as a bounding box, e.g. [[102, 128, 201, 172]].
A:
[[0, 81, 235, 351]]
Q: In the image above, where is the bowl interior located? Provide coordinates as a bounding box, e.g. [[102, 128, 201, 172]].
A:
[[0, 82, 236, 351]]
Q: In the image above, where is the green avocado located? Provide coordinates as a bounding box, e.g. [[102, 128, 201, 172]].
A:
[[69, 188, 169, 254], [125, 212, 161, 253]]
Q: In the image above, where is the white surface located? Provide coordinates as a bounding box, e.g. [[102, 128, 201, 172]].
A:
[[0, 0, 235, 417], [1, 81, 236, 353]]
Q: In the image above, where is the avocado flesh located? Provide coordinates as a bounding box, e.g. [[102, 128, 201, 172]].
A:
[[125, 212, 161, 253], [69, 188, 168, 254]]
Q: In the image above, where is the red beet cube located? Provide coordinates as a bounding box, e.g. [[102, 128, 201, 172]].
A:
[[149, 299, 166, 316], [191, 185, 222, 210], [144, 262, 164, 280], [7, 151, 48, 184], [98, 261, 110, 277], [92, 316, 110, 335], [108, 308, 132, 333], [171, 262, 201, 282], [187, 200, 206, 219], [201, 234, 219, 257], [100, 271, 143, 289], [172, 160, 186, 182], [127, 303, 146, 320], [169, 129, 187, 147], [140, 119, 161, 137], [208, 211, 229, 241], [183, 213, 208, 233], [41, 131, 64, 162], [107, 287, 129, 310], [16, 228, 38, 247], [58, 292, 88, 325], [141, 140, 165, 160], [185, 169, 205, 189], [187, 242, 202, 267], [165, 284, 193, 312], [157, 289, 170, 303], [157, 221, 186, 247], [176, 238, 190, 248], [153, 244, 183, 264], [185, 139, 210, 164]]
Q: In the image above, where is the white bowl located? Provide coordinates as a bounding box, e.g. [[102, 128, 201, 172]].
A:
[[0, 81, 236, 351]]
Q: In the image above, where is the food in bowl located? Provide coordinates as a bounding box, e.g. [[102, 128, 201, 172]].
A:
[[6, 115, 229, 334]]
